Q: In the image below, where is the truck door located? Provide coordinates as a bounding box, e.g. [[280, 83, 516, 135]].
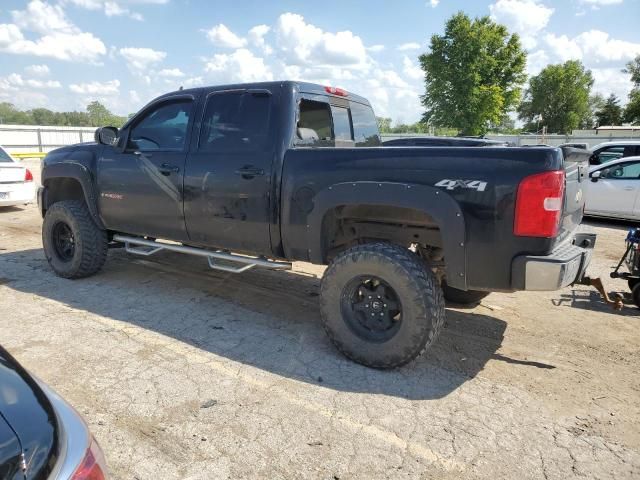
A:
[[97, 96, 194, 241], [183, 89, 274, 255], [587, 160, 640, 218]]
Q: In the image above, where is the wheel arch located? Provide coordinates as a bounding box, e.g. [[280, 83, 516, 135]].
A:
[[41, 162, 104, 229], [307, 181, 468, 290]]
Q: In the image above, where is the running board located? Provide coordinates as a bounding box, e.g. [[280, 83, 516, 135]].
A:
[[113, 235, 292, 274]]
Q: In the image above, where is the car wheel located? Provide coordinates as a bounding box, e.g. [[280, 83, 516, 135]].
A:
[[628, 278, 640, 291], [320, 242, 445, 369], [442, 281, 490, 306], [43, 200, 108, 279]]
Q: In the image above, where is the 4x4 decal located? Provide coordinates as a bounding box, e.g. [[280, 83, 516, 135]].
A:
[[435, 179, 488, 192]]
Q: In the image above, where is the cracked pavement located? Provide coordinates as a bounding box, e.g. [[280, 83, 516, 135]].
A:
[[0, 159, 638, 479]]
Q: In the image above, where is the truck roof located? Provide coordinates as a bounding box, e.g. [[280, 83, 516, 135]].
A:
[[157, 80, 372, 107]]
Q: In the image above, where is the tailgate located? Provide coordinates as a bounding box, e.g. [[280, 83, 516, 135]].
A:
[[557, 147, 590, 245]]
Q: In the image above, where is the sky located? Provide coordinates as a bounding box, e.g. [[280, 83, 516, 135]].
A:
[[0, 0, 639, 124]]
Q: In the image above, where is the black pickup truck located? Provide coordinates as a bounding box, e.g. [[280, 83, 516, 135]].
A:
[[38, 81, 595, 368]]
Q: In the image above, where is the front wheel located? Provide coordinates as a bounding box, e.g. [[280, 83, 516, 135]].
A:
[[43, 200, 108, 279], [320, 243, 445, 369], [632, 283, 640, 309]]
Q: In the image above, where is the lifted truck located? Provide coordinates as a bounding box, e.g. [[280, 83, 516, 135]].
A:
[[38, 81, 595, 368]]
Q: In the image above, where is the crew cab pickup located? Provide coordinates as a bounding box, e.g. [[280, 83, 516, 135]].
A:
[[38, 81, 595, 368]]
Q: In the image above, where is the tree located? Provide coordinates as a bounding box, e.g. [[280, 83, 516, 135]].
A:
[[595, 94, 623, 126], [376, 117, 392, 133], [518, 60, 593, 134], [419, 12, 527, 136], [623, 55, 640, 124]]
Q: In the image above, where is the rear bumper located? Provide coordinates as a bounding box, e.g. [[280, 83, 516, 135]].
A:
[[511, 228, 596, 291], [0, 181, 35, 207]]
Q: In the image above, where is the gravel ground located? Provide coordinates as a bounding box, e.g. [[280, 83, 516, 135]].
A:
[[0, 159, 639, 479]]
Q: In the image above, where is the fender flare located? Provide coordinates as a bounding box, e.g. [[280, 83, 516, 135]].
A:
[[41, 162, 105, 230], [306, 181, 468, 290]]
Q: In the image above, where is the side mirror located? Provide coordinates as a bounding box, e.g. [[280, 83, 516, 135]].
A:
[[94, 126, 119, 146], [591, 170, 601, 182]]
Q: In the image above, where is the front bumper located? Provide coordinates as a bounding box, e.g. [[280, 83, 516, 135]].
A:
[[511, 228, 596, 291]]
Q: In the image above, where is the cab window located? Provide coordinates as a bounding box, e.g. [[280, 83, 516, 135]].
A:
[[296, 100, 334, 146], [351, 102, 381, 147], [129, 99, 192, 151], [199, 91, 271, 152], [593, 146, 624, 164], [600, 161, 640, 179]]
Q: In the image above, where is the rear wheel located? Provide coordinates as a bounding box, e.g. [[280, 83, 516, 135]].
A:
[[442, 282, 490, 306], [628, 278, 640, 291], [320, 243, 445, 369], [43, 200, 108, 279]]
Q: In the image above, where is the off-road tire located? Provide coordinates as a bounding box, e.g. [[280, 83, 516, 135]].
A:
[[43, 200, 108, 279], [632, 283, 640, 309], [442, 282, 490, 306], [628, 278, 639, 292], [320, 243, 445, 369]]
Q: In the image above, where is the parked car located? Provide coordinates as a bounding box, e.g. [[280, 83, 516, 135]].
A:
[[589, 141, 640, 166], [0, 345, 108, 479], [0, 145, 36, 207], [383, 136, 510, 147], [38, 81, 595, 368], [585, 156, 640, 220]]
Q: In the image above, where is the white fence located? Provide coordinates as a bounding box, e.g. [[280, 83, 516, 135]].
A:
[[0, 125, 97, 154], [1, 124, 639, 154]]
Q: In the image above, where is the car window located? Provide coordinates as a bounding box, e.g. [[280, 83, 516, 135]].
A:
[[595, 146, 625, 164], [331, 105, 353, 145], [129, 99, 192, 151], [600, 161, 640, 180], [0, 147, 13, 163], [296, 100, 334, 147], [199, 91, 271, 152], [351, 102, 381, 147]]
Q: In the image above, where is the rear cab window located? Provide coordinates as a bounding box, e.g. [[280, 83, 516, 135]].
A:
[[295, 93, 381, 148]]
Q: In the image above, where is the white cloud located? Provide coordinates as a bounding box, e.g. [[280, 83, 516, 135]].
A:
[[0, 1, 106, 63], [158, 68, 185, 78], [63, 0, 169, 20], [119, 47, 166, 71], [489, 0, 554, 49], [275, 13, 368, 68], [12, 0, 76, 35], [545, 30, 640, 63], [69, 79, 120, 95], [526, 49, 549, 75], [397, 42, 421, 51], [25, 64, 50, 76], [591, 67, 634, 100], [204, 49, 273, 83], [204, 24, 247, 49], [367, 45, 385, 53], [0, 73, 61, 90], [429, 0, 440, 7], [248, 24, 272, 54], [402, 56, 423, 80]]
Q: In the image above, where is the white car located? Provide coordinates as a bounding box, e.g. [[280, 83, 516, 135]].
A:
[[585, 155, 640, 220], [0, 145, 36, 207]]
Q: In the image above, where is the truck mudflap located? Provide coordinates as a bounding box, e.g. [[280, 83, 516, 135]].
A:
[[511, 227, 596, 291]]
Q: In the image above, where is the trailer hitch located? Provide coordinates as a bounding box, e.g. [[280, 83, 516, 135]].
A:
[[579, 276, 624, 311]]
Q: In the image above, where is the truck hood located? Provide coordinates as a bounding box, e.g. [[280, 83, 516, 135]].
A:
[[0, 347, 58, 480]]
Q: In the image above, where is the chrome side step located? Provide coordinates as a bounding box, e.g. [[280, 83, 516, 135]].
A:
[[113, 234, 292, 274]]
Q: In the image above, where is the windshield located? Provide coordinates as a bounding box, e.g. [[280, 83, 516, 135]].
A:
[[0, 147, 14, 163]]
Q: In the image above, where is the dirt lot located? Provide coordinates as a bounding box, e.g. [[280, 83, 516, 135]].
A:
[[0, 159, 639, 479]]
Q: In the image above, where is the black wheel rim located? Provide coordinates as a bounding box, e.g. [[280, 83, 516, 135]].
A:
[[341, 276, 402, 343], [52, 221, 75, 262]]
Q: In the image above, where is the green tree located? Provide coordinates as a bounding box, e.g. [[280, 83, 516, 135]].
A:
[[518, 60, 593, 134], [419, 12, 527, 136], [376, 117, 392, 133], [623, 55, 640, 124], [595, 94, 623, 126]]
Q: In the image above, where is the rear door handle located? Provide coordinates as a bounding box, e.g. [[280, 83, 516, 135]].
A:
[[234, 166, 265, 178], [624, 186, 635, 191], [159, 163, 180, 175]]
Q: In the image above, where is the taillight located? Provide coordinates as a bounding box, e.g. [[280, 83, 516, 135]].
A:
[[324, 86, 348, 96], [514, 170, 565, 238], [24, 169, 33, 182], [71, 439, 108, 480]]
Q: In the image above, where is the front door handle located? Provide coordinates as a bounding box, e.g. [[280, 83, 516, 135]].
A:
[[234, 166, 265, 179], [159, 163, 180, 176], [623, 186, 635, 191]]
